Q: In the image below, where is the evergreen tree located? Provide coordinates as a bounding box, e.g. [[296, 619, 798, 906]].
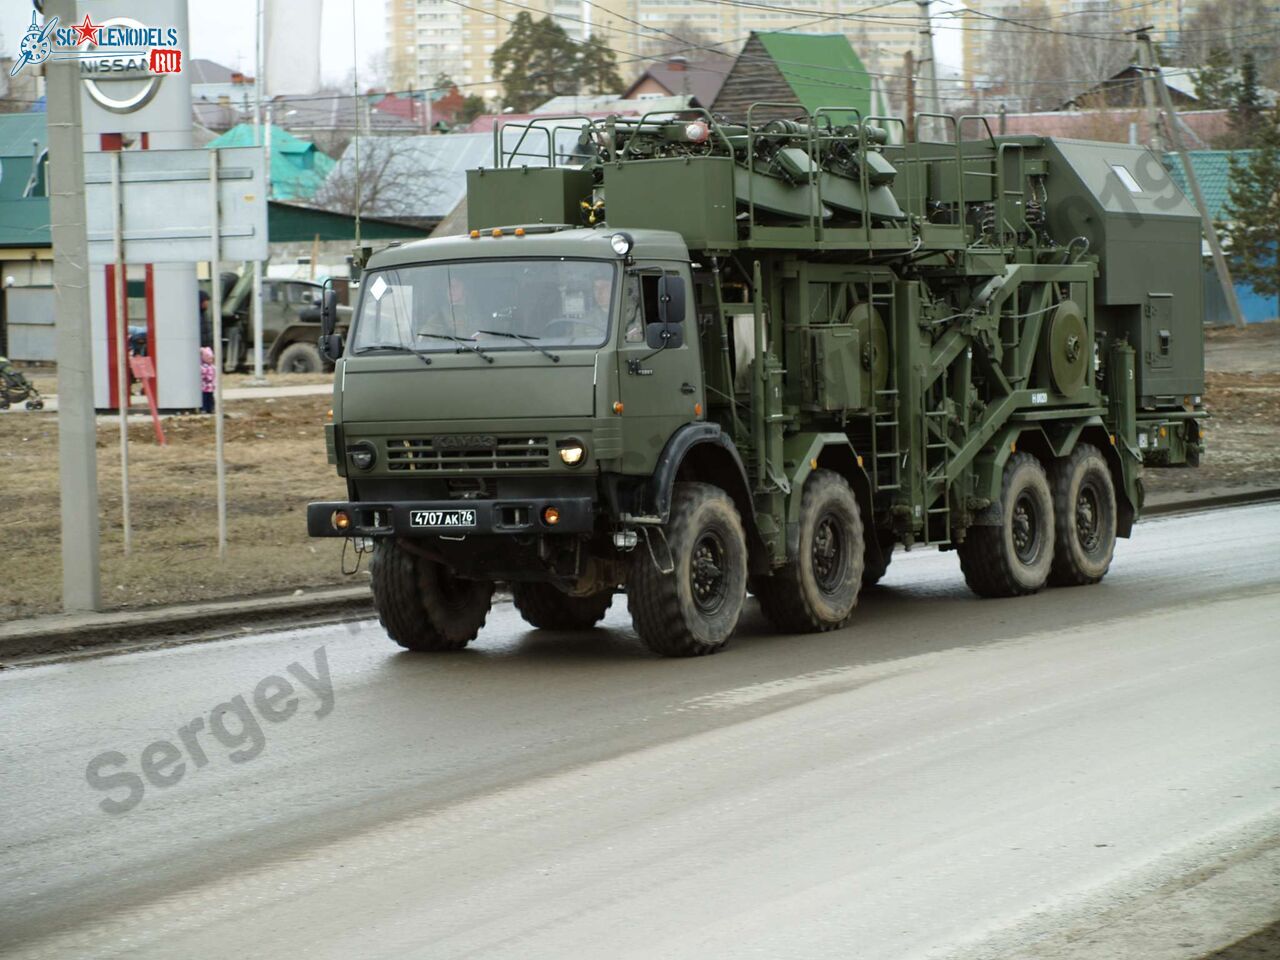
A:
[[1225, 52, 1264, 148], [458, 94, 488, 125], [492, 14, 627, 111], [577, 36, 624, 97], [1222, 116, 1280, 318], [492, 13, 580, 113], [1193, 47, 1234, 109]]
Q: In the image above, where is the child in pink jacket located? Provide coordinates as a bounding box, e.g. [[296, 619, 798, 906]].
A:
[[200, 346, 215, 413]]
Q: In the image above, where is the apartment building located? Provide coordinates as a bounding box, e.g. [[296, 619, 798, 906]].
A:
[[385, 0, 933, 104]]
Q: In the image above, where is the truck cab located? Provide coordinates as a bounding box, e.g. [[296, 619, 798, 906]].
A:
[[309, 226, 738, 653]]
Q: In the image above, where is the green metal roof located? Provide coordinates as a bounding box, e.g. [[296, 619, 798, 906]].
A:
[[0, 113, 47, 160], [755, 32, 879, 120], [205, 123, 335, 201], [0, 197, 50, 248], [1163, 150, 1253, 223], [0, 113, 49, 202], [268, 200, 424, 243]]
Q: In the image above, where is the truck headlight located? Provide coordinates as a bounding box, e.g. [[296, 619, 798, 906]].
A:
[[557, 440, 586, 466], [348, 441, 377, 470], [610, 232, 633, 257]]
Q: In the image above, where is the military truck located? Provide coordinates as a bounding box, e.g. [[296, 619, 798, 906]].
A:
[[307, 108, 1205, 657], [218, 273, 351, 373]]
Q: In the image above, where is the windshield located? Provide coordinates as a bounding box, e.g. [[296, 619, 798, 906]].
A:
[[351, 259, 616, 354]]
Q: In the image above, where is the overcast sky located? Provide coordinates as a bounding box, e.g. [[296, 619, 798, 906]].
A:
[[4, 1, 961, 95], [1, 1, 385, 88]]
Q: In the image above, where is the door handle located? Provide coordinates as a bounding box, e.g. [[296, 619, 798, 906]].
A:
[[681, 382, 696, 394]]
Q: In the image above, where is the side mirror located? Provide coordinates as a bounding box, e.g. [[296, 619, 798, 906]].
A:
[[319, 334, 344, 361], [656, 274, 686, 325], [645, 322, 684, 351], [319, 288, 339, 337]]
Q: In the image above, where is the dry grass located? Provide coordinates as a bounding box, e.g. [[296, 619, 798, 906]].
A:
[[0, 395, 354, 619]]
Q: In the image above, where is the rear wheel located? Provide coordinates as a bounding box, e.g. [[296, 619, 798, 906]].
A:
[[958, 452, 1055, 598], [276, 341, 323, 374], [369, 539, 494, 651], [1048, 443, 1117, 586], [756, 470, 865, 632], [628, 482, 747, 657], [512, 582, 613, 630]]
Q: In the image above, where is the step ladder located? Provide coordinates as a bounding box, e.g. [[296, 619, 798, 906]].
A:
[[922, 404, 952, 546], [869, 387, 902, 493]]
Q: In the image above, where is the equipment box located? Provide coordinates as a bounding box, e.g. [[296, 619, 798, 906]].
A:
[[466, 168, 594, 231]]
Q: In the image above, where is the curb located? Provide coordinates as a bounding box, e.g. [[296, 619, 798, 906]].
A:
[[3, 490, 1277, 664], [1143, 486, 1280, 517], [0, 588, 375, 663]]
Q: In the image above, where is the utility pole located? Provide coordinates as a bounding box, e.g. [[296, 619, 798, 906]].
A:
[[916, 0, 942, 135], [1133, 28, 1164, 153], [249, 0, 267, 384], [1138, 29, 1245, 329], [45, 0, 102, 612], [904, 49, 916, 141]]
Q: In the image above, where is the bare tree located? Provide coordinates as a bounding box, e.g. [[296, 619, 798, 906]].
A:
[[312, 136, 442, 224], [978, 2, 1128, 113], [1179, 0, 1280, 90], [637, 19, 721, 62]]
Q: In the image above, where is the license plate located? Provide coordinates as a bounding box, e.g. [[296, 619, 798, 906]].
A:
[[410, 508, 477, 529]]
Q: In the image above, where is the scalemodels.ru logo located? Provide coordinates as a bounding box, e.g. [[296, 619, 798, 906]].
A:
[[9, 10, 182, 78]]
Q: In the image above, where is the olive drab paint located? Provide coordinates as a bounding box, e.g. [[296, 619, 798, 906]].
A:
[[308, 109, 1205, 653]]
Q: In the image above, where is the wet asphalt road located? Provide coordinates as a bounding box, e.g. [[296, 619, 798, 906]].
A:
[[2, 505, 1279, 959]]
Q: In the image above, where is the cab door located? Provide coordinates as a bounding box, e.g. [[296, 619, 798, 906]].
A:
[[616, 262, 703, 474]]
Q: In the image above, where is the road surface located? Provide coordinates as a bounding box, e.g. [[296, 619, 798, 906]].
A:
[[2, 505, 1278, 959]]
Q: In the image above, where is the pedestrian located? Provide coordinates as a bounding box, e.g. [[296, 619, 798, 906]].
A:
[[200, 346, 216, 413]]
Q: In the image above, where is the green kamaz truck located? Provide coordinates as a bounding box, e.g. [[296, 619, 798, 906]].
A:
[[307, 108, 1205, 656]]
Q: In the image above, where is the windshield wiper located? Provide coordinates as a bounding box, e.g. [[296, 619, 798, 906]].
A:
[[417, 332, 494, 364], [354, 343, 432, 365], [475, 329, 560, 363]]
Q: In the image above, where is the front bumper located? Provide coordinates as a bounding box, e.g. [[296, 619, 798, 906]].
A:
[[307, 497, 595, 537]]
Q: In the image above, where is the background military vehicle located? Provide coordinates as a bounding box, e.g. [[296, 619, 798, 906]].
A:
[[308, 108, 1205, 657], [217, 274, 351, 374]]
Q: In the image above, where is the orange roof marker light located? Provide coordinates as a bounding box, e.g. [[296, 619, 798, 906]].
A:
[[469, 229, 480, 239], [491, 227, 503, 238], [514, 227, 526, 237]]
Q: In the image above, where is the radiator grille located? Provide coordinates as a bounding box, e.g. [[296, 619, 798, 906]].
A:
[[385, 436, 551, 472]]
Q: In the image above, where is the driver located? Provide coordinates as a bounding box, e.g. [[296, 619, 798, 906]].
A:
[[421, 274, 476, 337], [574, 277, 613, 339]]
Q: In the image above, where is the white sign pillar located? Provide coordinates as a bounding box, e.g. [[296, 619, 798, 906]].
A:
[[79, 0, 199, 411]]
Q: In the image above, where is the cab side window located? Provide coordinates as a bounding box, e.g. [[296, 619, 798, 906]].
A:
[[623, 271, 675, 343]]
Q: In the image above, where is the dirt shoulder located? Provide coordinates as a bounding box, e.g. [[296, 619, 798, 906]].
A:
[[1144, 322, 1280, 498], [1, 389, 355, 620]]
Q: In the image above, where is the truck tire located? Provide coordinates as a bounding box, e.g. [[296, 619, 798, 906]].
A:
[[277, 341, 323, 374], [369, 539, 494, 651], [628, 482, 747, 657], [958, 452, 1055, 598], [755, 470, 865, 632], [862, 532, 895, 588], [512, 582, 613, 630], [1048, 443, 1117, 586]]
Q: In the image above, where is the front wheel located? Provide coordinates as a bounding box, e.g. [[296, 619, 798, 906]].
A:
[[276, 341, 323, 374], [628, 482, 748, 657], [756, 470, 865, 632], [512, 582, 613, 630], [370, 539, 494, 651], [1048, 443, 1117, 586], [958, 452, 1055, 598]]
